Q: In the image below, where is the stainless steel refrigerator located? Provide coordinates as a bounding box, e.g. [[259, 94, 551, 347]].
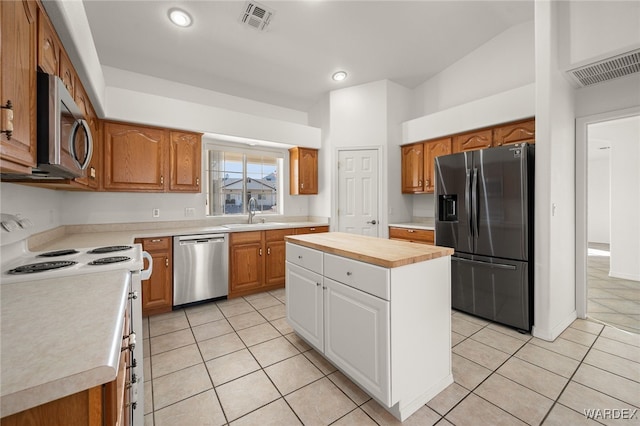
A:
[[435, 143, 534, 331]]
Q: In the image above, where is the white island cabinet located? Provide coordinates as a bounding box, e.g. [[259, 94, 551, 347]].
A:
[[285, 232, 454, 421]]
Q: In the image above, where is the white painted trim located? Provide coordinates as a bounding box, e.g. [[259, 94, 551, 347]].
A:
[[333, 146, 384, 236], [609, 271, 640, 281], [575, 106, 640, 319], [532, 310, 577, 341]]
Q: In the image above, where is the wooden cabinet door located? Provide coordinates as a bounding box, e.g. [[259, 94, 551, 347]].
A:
[[323, 277, 390, 405], [37, 7, 60, 75], [58, 48, 76, 98], [493, 119, 535, 146], [290, 147, 318, 195], [103, 122, 167, 191], [401, 143, 424, 193], [229, 231, 264, 297], [264, 229, 293, 286], [286, 262, 323, 350], [453, 129, 493, 153], [0, 0, 37, 174], [424, 138, 451, 193], [142, 249, 172, 316], [169, 131, 201, 192]]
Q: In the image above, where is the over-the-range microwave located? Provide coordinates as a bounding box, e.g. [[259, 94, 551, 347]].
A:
[[2, 73, 93, 180]]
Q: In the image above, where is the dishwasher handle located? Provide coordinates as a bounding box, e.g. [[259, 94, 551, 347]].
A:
[[177, 234, 227, 245]]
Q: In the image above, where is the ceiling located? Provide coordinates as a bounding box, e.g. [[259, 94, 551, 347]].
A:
[[82, 0, 533, 112]]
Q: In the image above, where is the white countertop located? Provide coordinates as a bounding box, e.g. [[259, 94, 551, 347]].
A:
[[388, 222, 435, 231], [0, 270, 130, 416], [31, 221, 329, 251]]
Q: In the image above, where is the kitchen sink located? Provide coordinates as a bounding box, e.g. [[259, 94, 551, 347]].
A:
[[222, 222, 289, 229]]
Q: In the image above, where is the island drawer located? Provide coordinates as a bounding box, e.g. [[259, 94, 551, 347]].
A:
[[286, 243, 323, 274], [324, 253, 390, 300]]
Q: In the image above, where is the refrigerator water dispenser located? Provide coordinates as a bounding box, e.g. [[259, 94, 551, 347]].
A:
[[438, 195, 457, 221]]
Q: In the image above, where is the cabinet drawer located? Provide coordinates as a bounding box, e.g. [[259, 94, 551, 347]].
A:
[[286, 243, 323, 274], [295, 226, 329, 234], [230, 230, 262, 245], [266, 228, 294, 242], [140, 237, 170, 251], [388, 227, 434, 244], [324, 253, 390, 300]]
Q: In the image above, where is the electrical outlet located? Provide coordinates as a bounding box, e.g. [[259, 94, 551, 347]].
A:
[[185, 207, 195, 217], [152, 208, 160, 218]]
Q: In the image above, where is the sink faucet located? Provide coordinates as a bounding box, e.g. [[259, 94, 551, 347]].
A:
[[248, 197, 257, 224]]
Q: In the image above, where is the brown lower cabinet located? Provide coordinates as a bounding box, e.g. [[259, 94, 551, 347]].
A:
[[389, 226, 434, 245], [137, 236, 173, 316], [229, 226, 329, 298], [1, 306, 131, 426]]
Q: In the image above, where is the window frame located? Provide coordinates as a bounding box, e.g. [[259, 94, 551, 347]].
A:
[[204, 141, 285, 217]]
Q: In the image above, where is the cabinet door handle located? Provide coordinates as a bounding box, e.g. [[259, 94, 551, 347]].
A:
[[151, 239, 162, 242], [267, 247, 271, 255], [298, 255, 302, 259], [196, 177, 200, 186], [301, 183, 304, 189], [346, 272, 352, 276], [1, 100, 13, 140], [418, 180, 422, 186], [316, 282, 321, 287], [160, 175, 164, 185], [407, 229, 414, 233], [165, 258, 169, 267], [309, 227, 316, 231], [259, 248, 263, 256]]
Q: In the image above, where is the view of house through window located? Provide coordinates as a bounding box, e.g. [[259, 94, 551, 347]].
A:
[[206, 148, 283, 216]]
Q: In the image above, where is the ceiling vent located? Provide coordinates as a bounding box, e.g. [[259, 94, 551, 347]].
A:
[[567, 48, 640, 87], [240, 1, 274, 31]]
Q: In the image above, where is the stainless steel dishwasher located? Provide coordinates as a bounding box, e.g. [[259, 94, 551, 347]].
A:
[[173, 233, 228, 306]]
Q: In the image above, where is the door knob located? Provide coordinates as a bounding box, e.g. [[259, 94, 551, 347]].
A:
[[367, 220, 377, 225]]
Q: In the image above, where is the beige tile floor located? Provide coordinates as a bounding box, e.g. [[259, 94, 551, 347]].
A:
[[142, 288, 640, 425], [587, 243, 640, 334]]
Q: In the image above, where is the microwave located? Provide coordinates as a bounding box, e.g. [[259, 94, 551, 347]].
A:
[[33, 73, 93, 179]]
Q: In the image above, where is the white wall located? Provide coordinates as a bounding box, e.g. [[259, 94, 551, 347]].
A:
[[307, 94, 332, 219], [575, 74, 640, 117], [533, 0, 578, 341], [412, 20, 534, 118], [565, 1, 640, 68], [0, 184, 64, 245], [590, 117, 640, 281], [587, 155, 610, 244]]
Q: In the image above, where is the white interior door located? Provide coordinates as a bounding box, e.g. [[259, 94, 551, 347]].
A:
[[337, 149, 379, 236]]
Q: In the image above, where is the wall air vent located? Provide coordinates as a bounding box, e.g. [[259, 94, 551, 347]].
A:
[[240, 1, 274, 31], [567, 49, 640, 87]]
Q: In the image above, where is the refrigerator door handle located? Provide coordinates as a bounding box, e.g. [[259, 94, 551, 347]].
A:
[[452, 256, 517, 270], [465, 169, 472, 237], [472, 168, 479, 238]]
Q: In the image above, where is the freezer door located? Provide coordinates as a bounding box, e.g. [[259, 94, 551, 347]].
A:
[[451, 253, 531, 331], [435, 151, 473, 253], [473, 145, 530, 260]]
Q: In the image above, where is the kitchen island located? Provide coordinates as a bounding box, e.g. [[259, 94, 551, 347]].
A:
[[285, 232, 454, 421]]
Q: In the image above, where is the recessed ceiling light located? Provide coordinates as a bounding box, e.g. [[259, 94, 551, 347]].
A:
[[169, 8, 192, 27], [332, 71, 347, 82]]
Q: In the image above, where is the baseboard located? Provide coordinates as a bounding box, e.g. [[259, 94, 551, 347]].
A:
[[532, 310, 577, 341], [386, 374, 454, 421], [609, 270, 640, 281]]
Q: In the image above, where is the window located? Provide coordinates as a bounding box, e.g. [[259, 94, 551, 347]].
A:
[[206, 147, 283, 216]]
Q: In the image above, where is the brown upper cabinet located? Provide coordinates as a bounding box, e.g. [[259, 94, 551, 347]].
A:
[[453, 129, 493, 153], [103, 121, 202, 193], [289, 147, 318, 195], [424, 138, 452, 193], [401, 143, 424, 193], [493, 119, 535, 146], [401, 138, 451, 194], [0, 0, 38, 175], [37, 6, 60, 75], [103, 122, 168, 192], [169, 131, 202, 192]]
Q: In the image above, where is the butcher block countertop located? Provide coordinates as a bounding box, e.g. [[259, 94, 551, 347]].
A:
[[285, 232, 453, 268]]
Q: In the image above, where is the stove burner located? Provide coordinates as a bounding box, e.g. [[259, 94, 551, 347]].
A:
[[88, 256, 131, 265], [8, 261, 78, 274], [37, 249, 79, 258], [87, 246, 132, 254]]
